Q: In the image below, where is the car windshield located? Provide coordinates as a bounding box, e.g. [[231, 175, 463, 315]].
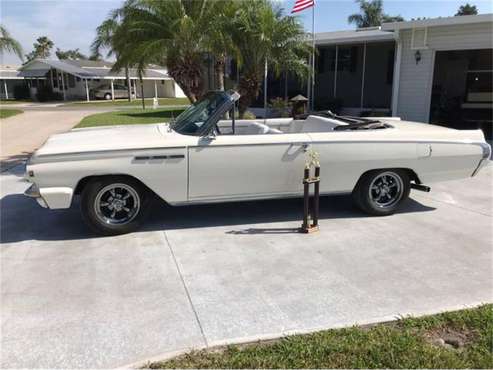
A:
[[170, 92, 231, 135]]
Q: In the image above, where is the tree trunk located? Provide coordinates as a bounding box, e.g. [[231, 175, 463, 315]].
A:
[[125, 66, 131, 102], [215, 55, 226, 91], [139, 77, 145, 109], [167, 56, 204, 104], [237, 71, 262, 118]]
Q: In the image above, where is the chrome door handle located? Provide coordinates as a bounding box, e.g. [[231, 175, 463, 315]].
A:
[[292, 143, 310, 151]]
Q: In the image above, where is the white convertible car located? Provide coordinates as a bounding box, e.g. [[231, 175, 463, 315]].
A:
[[25, 90, 491, 235]]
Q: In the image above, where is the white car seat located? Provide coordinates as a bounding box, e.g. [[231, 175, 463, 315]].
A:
[[288, 115, 347, 133]]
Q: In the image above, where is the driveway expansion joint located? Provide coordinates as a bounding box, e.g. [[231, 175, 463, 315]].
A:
[[163, 230, 209, 348]]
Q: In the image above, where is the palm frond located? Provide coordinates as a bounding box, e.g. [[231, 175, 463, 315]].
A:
[[0, 24, 23, 60]]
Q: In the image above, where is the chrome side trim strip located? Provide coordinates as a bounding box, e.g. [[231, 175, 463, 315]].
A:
[[134, 154, 185, 160], [36, 146, 186, 159], [188, 139, 489, 150]]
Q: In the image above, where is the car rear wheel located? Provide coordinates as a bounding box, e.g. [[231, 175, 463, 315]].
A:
[[352, 169, 410, 216], [81, 177, 150, 235], [104, 93, 112, 100]]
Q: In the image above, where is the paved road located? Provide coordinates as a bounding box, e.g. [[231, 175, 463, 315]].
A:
[[1, 162, 491, 368], [0, 105, 108, 171]]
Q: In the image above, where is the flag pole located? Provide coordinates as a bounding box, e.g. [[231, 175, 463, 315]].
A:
[[264, 58, 268, 124], [311, 3, 315, 111]]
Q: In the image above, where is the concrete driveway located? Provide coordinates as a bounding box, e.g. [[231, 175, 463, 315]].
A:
[[1, 163, 492, 368], [0, 105, 109, 171]]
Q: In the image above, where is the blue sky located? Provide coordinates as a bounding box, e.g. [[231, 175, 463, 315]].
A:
[[1, 0, 492, 64]]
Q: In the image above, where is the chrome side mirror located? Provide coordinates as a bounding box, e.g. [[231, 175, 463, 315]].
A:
[[205, 131, 216, 140]]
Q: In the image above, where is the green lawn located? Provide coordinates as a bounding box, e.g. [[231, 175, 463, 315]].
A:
[[148, 304, 493, 369], [76, 107, 186, 128], [0, 99, 32, 105], [0, 108, 23, 119], [69, 97, 189, 107]]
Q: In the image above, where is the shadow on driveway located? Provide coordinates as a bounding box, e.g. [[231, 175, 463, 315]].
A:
[[0, 192, 435, 244]]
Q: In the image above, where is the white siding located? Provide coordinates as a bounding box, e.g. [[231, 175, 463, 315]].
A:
[[396, 21, 493, 122]]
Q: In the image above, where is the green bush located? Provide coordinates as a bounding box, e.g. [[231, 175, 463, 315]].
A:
[[242, 110, 256, 119], [269, 97, 291, 117]]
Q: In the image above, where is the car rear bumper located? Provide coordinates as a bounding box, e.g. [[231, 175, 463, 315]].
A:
[[24, 184, 73, 209], [472, 142, 492, 176]]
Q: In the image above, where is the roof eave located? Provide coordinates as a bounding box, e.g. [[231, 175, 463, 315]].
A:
[[381, 13, 493, 30], [316, 34, 396, 46]]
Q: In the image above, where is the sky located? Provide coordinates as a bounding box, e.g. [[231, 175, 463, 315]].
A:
[[1, 0, 492, 65]]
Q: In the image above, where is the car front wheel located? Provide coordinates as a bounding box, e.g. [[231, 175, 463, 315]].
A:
[[81, 177, 149, 235], [104, 93, 112, 100], [352, 169, 410, 216]]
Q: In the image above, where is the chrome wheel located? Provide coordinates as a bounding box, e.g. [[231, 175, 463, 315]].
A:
[[94, 183, 140, 225], [368, 172, 403, 208]]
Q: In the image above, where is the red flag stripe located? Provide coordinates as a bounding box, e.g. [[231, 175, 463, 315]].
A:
[[292, 0, 314, 13], [294, 0, 313, 7], [292, 0, 313, 9]]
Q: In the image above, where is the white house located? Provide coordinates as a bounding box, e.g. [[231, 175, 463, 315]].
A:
[[383, 14, 492, 124], [17, 59, 186, 101], [0, 65, 27, 99], [310, 13, 492, 138]]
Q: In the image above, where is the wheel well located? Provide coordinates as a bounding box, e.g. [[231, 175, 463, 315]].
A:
[[358, 168, 421, 184], [74, 174, 156, 196]]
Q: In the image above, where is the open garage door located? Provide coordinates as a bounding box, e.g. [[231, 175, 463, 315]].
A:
[[430, 49, 492, 140]]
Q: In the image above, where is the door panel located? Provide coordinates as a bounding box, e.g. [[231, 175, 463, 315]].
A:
[[308, 132, 418, 193], [188, 134, 311, 200]]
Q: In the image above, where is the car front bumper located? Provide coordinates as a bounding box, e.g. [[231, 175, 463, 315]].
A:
[[24, 183, 48, 208], [24, 183, 73, 209]]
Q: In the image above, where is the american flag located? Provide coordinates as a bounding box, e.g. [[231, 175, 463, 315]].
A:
[[291, 0, 315, 13]]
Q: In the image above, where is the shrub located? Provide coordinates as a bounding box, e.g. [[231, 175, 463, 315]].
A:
[[269, 97, 291, 118], [234, 110, 256, 119], [242, 110, 256, 119]]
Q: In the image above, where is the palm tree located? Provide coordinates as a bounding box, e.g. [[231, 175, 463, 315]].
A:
[[25, 36, 54, 62], [348, 0, 403, 28], [205, 1, 240, 91], [230, 0, 310, 116], [56, 48, 87, 60], [0, 25, 23, 61], [455, 3, 478, 15], [91, 16, 133, 102], [112, 0, 219, 103]]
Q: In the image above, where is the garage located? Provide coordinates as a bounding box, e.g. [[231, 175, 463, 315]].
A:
[[430, 49, 492, 139], [383, 14, 493, 139]]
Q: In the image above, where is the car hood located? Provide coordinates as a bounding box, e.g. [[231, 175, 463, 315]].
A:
[[32, 123, 194, 158]]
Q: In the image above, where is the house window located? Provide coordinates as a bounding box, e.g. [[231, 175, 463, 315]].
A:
[[68, 74, 76, 88], [337, 46, 358, 72], [53, 71, 58, 88], [317, 47, 336, 73], [386, 49, 395, 84]]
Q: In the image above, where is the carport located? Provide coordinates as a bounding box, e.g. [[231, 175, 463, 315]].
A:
[[18, 59, 184, 101], [0, 65, 27, 99]]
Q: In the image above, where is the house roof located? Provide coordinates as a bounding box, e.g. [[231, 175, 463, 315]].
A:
[[315, 27, 395, 45], [0, 65, 24, 79], [381, 13, 493, 30], [18, 59, 171, 80]]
